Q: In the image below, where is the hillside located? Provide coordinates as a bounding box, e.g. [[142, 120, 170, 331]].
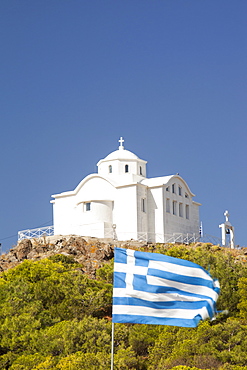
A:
[[0, 235, 151, 277], [1, 235, 247, 275], [1, 237, 247, 370]]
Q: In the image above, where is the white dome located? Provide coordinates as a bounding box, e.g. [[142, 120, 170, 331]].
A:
[[102, 148, 140, 162], [96, 138, 147, 178]]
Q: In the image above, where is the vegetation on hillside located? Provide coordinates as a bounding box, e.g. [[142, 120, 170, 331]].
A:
[[1, 243, 247, 369]]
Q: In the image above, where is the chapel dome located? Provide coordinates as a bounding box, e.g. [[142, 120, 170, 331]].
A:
[[96, 137, 147, 179], [97, 137, 146, 165], [103, 148, 140, 161]]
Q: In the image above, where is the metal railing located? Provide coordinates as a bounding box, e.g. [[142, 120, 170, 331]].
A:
[[200, 234, 222, 245], [105, 230, 208, 244], [18, 226, 54, 241], [18, 226, 223, 247]]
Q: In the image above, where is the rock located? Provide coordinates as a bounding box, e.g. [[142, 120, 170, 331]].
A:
[[0, 235, 115, 278], [15, 239, 32, 260]]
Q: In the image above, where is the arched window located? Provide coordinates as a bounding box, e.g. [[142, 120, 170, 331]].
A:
[[186, 204, 189, 219], [178, 186, 182, 196], [141, 198, 146, 212], [125, 164, 129, 173], [109, 165, 112, 173], [166, 198, 170, 213], [173, 201, 177, 215], [85, 202, 91, 212]]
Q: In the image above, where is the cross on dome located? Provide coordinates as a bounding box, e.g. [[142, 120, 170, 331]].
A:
[[118, 137, 124, 149]]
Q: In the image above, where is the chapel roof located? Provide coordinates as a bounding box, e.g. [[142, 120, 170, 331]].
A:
[[140, 175, 174, 187], [141, 175, 195, 196], [97, 137, 147, 164], [103, 148, 140, 161]]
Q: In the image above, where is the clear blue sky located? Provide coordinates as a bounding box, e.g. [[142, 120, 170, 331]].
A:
[[1, 0, 246, 252]]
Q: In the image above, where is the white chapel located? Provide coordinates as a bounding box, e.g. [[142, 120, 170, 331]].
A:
[[51, 138, 200, 243]]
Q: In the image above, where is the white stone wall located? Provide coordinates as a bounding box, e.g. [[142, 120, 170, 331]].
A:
[[136, 184, 148, 237], [113, 185, 138, 240], [78, 200, 113, 225], [147, 187, 164, 241], [52, 176, 116, 237], [98, 161, 146, 186], [163, 178, 200, 236], [52, 195, 77, 235], [75, 176, 116, 203]]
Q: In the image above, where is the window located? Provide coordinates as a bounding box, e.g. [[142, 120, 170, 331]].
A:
[[185, 193, 188, 198], [166, 198, 170, 213], [85, 202, 91, 211], [109, 165, 112, 173], [172, 201, 177, 215], [179, 203, 183, 217], [125, 164, 129, 173], [178, 186, 182, 196], [186, 204, 189, 219], [166, 186, 169, 192], [172, 184, 176, 194], [141, 198, 146, 212]]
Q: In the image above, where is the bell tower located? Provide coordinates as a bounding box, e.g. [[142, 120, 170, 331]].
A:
[[219, 210, 235, 249]]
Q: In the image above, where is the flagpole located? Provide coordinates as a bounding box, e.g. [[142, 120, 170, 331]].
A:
[[111, 321, 115, 370]]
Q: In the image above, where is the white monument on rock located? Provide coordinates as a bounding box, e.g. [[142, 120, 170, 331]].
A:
[[51, 138, 201, 243], [219, 210, 235, 249]]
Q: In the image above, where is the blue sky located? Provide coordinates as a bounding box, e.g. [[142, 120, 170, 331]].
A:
[[1, 0, 246, 252]]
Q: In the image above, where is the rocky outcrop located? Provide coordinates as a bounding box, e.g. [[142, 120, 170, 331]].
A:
[[0, 235, 147, 277], [1, 236, 245, 278]]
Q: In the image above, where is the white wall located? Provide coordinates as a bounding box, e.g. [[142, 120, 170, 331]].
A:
[[52, 176, 116, 236], [98, 158, 146, 178], [163, 178, 200, 236], [113, 185, 138, 240], [147, 187, 164, 241], [136, 184, 148, 238], [52, 195, 75, 235], [75, 176, 116, 202]]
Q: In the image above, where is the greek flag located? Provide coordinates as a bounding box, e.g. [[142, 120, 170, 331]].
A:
[[199, 221, 204, 237], [112, 248, 220, 327]]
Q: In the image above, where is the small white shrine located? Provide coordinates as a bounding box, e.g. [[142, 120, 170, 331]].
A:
[[219, 210, 235, 249], [51, 138, 201, 243]]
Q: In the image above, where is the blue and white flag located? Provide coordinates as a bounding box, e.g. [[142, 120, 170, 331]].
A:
[[112, 248, 220, 327], [199, 222, 204, 237]]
